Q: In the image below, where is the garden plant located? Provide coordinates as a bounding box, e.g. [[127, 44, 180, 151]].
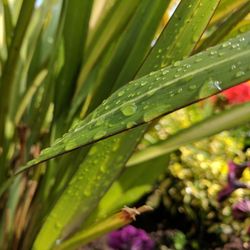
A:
[[0, 0, 250, 249]]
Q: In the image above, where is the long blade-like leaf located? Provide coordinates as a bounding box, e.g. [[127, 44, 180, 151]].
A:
[[128, 101, 250, 166], [18, 31, 250, 174], [0, 0, 35, 182], [31, 1, 224, 248], [196, 1, 250, 52], [84, 155, 169, 225]]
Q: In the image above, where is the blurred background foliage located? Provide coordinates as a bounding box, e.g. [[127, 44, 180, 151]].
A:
[[133, 87, 250, 249]]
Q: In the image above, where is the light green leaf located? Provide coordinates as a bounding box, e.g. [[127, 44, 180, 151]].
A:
[[0, 0, 36, 182]]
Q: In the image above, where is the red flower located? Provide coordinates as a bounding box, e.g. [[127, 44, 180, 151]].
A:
[[221, 82, 250, 104]]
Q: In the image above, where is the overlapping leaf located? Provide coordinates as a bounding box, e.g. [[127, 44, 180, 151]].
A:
[[128, 102, 250, 166], [19, 32, 250, 174]]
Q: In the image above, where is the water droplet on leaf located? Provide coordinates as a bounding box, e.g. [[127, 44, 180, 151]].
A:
[[121, 103, 137, 116]]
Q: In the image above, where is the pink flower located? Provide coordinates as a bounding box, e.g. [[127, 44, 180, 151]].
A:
[[108, 225, 154, 250], [232, 199, 250, 221], [217, 161, 250, 202]]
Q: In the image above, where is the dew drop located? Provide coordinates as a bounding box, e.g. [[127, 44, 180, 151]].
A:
[[222, 41, 231, 48], [173, 61, 181, 67], [96, 118, 104, 126], [209, 50, 217, 56], [126, 121, 136, 129], [118, 90, 125, 96], [184, 64, 191, 69], [177, 88, 183, 93], [195, 57, 202, 62], [188, 84, 197, 90], [84, 189, 91, 197], [56, 239, 62, 245], [100, 165, 106, 173], [121, 103, 137, 116], [162, 70, 169, 75], [169, 90, 176, 97], [235, 71, 245, 78], [231, 64, 237, 71], [213, 80, 222, 91], [199, 79, 222, 98]]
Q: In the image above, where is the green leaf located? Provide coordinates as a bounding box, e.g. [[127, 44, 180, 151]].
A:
[[0, 0, 36, 182], [85, 155, 169, 225], [196, 1, 250, 52], [18, 31, 250, 174], [44, 0, 169, 201], [31, 2, 234, 248], [128, 102, 250, 166], [53, 205, 153, 250], [53, 0, 93, 121], [69, 0, 169, 120], [2, 0, 13, 48], [74, 0, 141, 92]]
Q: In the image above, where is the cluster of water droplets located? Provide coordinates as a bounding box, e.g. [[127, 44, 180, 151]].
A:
[[25, 32, 250, 170]]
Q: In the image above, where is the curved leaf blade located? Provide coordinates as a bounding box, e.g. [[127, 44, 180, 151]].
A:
[[17, 31, 250, 174], [128, 101, 250, 166]]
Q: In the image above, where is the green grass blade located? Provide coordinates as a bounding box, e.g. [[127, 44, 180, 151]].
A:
[[128, 102, 250, 166], [19, 31, 250, 173], [0, 0, 35, 182], [69, 0, 169, 120], [53, 0, 93, 121], [33, 128, 146, 250], [137, 0, 220, 74], [74, 0, 141, 93], [2, 0, 13, 48], [45, 0, 169, 200]]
